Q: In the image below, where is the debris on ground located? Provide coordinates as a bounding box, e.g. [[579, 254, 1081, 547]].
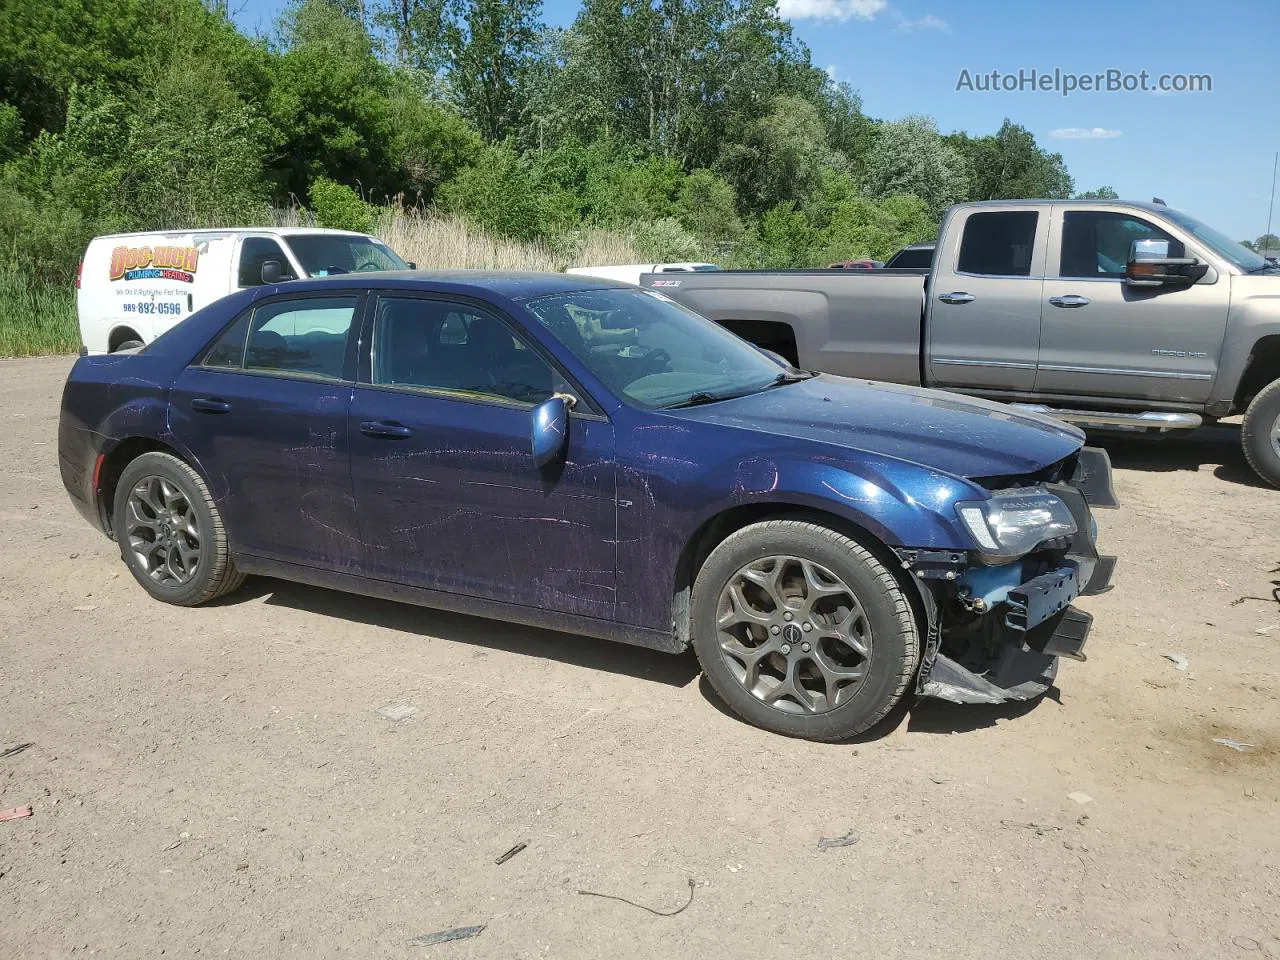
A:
[[578, 878, 697, 917], [817, 828, 860, 851], [72, 604, 98, 612], [1067, 791, 1093, 805], [1163, 653, 1189, 671], [407, 925, 486, 947], [376, 703, 419, 722], [1001, 820, 1061, 835], [0, 743, 33, 760], [0, 805, 33, 822], [1213, 738, 1255, 753], [494, 841, 527, 865]]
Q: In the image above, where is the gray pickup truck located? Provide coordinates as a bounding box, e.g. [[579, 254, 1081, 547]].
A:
[[642, 200, 1280, 487]]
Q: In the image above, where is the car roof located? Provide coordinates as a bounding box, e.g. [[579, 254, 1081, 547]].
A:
[[90, 227, 375, 241], [267, 269, 630, 301]]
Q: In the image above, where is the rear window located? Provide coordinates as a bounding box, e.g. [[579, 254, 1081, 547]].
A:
[[887, 247, 934, 269], [957, 211, 1038, 277]]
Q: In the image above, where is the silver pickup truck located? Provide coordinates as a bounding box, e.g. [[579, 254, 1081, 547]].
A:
[[642, 200, 1280, 487]]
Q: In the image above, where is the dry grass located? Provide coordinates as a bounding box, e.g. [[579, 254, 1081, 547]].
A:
[[273, 205, 645, 272]]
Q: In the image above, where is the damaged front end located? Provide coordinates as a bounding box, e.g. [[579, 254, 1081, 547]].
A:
[[897, 447, 1119, 705]]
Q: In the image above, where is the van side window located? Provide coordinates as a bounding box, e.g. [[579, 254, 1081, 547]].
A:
[[238, 238, 295, 287], [1060, 212, 1183, 279], [957, 211, 1038, 277]]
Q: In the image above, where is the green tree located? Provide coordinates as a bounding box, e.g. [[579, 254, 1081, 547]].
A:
[[437, 143, 555, 240], [864, 115, 968, 220], [1255, 233, 1280, 256], [1077, 186, 1119, 200], [309, 178, 376, 231], [676, 169, 744, 250], [948, 120, 1073, 201], [714, 95, 829, 215], [445, 0, 542, 142]]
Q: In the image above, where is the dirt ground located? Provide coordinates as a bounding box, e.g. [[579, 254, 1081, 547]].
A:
[[2, 355, 1278, 959]]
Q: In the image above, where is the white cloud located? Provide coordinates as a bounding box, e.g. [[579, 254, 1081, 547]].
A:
[[896, 13, 949, 30], [1050, 127, 1123, 140], [825, 64, 839, 79], [777, 0, 888, 22]]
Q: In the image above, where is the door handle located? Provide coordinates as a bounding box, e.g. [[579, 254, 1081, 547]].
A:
[[360, 420, 412, 439], [938, 292, 976, 305], [190, 397, 231, 414], [1048, 295, 1091, 308]]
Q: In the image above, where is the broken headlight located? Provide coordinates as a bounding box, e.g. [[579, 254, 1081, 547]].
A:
[[955, 488, 1077, 562]]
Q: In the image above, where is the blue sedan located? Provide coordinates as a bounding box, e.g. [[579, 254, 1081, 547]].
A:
[[58, 272, 1116, 740]]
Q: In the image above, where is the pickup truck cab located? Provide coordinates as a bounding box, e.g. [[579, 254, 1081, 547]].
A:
[[643, 200, 1280, 487], [77, 227, 410, 355]]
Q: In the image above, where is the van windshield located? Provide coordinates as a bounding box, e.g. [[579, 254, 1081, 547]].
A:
[[284, 234, 409, 276]]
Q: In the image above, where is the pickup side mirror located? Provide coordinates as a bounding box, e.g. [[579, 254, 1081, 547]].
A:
[[406, 261, 417, 270], [261, 259, 287, 285], [1126, 238, 1208, 288], [531, 393, 575, 468]]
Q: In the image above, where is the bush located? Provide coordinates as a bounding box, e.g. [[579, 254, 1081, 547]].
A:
[[0, 264, 78, 356], [437, 145, 556, 242], [309, 178, 375, 233], [631, 218, 702, 262]]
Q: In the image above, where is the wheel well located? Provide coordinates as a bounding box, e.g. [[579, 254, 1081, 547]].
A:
[[669, 503, 906, 649], [717, 319, 799, 367], [108, 326, 143, 352], [1235, 336, 1280, 410], [97, 438, 181, 536]]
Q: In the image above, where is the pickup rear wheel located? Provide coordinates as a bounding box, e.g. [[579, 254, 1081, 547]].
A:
[[690, 519, 920, 741], [1241, 378, 1280, 489]]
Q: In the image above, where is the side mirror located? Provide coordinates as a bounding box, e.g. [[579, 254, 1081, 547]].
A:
[[261, 259, 285, 284], [407, 261, 417, 270], [531, 394, 574, 468], [1126, 238, 1208, 288]]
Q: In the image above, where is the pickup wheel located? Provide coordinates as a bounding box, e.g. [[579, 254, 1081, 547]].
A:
[[689, 520, 920, 741], [1241, 378, 1280, 488], [112, 452, 246, 605]]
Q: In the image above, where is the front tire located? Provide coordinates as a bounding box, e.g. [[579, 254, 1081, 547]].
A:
[[1241, 378, 1280, 489], [113, 452, 245, 605], [689, 519, 920, 741]]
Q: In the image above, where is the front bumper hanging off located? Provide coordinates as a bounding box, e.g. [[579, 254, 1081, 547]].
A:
[[904, 447, 1118, 706]]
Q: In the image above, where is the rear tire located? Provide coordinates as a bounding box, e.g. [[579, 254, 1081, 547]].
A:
[[112, 339, 144, 352], [1241, 378, 1280, 488], [689, 519, 920, 741], [112, 452, 245, 606]]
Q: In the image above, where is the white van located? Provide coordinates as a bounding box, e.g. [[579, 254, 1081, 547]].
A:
[[564, 262, 721, 286], [76, 227, 410, 354]]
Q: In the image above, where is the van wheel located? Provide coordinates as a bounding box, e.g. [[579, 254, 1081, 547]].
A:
[[112, 340, 144, 352], [1241, 377, 1280, 488], [112, 452, 245, 605], [689, 519, 920, 741]]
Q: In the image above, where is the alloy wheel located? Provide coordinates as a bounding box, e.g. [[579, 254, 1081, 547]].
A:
[[125, 476, 202, 586], [715, 555, 873, 714]]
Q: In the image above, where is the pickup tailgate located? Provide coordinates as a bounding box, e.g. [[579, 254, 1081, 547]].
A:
[[641, 269, 927, 383]]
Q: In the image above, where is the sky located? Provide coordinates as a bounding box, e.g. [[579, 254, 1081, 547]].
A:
[[234, 0, 1280, 243]]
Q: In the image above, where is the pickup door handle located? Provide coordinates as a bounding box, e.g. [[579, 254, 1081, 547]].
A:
[[190, 397, 231, 414], [938, 292, 976, 305], [1048, 295, 1091, 308], [360, 420, 412, 439]]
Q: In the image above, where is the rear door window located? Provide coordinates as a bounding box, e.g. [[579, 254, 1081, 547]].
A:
[[201, 296, 358, 380], [957, 211, 1039, 277]]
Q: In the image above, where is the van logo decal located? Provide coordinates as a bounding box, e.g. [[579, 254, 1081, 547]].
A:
[[109, 245, 199, 283]]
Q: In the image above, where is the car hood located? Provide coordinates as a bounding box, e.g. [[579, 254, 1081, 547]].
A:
[[670, 375, 1084, 480]]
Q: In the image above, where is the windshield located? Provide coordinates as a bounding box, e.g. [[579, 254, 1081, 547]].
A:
[[284, 234, 409, 276], [525, 288, 788, 408], [1161, 209, 1268, 272]]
